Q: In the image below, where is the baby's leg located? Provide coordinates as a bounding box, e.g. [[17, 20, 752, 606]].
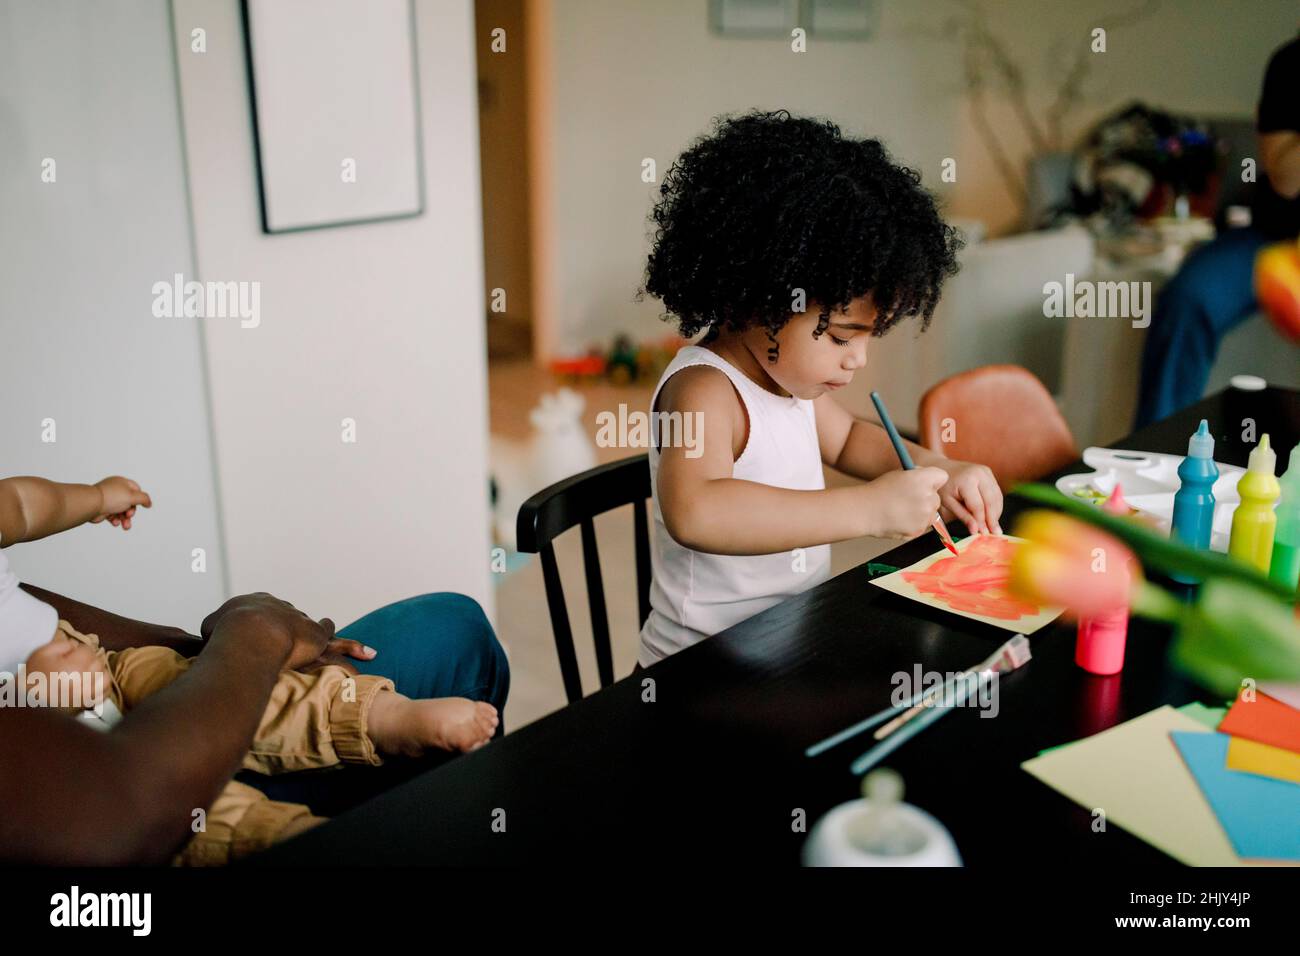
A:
[[108, 643, 191, 710], [247, 667, 500, 772], [243, 666, 395, 774], [174, 780, 325, 867], [367, 693, 499, 757], [114, 652, 406, 774]]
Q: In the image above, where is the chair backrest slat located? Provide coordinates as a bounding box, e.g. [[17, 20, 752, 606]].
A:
[[538, 544, 583, 704], [633, 498, 651, 629], [579, 518, 614, 688], [516, 454, 652, 702]]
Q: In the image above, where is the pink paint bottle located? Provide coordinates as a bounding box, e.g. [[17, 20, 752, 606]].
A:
[[1075, 485, 1132, 676]]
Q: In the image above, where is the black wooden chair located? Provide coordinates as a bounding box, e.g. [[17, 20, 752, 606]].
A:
[[515, 454, 652, 703]]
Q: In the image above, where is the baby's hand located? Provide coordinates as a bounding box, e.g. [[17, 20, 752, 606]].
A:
[[24, 634, 109, 712], [91, 476, 152, 530], [933, 460, 1003, 535]]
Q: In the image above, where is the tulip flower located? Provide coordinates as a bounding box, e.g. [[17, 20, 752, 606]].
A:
[[1010, 511, 1145, 619], [1255, 239, 1300, 342]]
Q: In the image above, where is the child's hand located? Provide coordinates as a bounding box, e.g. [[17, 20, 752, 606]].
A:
[[91, 476, 152, 530], [863, 467, 948, 539], [932, 460, 1003, 535], [24, 634, 109, 712]]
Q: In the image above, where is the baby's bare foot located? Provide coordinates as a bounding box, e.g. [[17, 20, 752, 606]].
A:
[[369, 693, 499, 757]]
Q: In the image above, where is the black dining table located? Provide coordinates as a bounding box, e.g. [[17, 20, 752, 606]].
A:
[[258, 386, 1300, 867]]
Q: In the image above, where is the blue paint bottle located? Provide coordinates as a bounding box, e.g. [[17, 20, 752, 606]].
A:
[[1170, 419, 1218, 584]]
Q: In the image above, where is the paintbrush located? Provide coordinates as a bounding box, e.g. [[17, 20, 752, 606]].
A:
[[868, 391, 958, 556], [872, 635, 1031, 741], [847, 636, 1033, 776], [803, 635, 1031, 758]]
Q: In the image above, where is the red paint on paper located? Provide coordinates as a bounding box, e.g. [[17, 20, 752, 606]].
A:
[[900, 536, 1040, 621]]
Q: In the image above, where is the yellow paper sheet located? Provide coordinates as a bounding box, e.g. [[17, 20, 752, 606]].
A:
[[1022, 706, 1245, 867], [1226, 735, 1300, 785], [869, 533, 1065, 634]]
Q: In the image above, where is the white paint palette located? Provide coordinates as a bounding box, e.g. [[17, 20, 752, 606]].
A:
[[1054, 447, 1246, 552]]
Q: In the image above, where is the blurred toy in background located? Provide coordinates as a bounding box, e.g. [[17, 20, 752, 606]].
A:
[[529, 388, 597, 490], [490, 387, 597, 551], [548, 334, 686, 385], [606, 335, 638, 385], [548, 351, 606, 381]]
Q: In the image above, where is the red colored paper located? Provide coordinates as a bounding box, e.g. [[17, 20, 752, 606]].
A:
[[1219, 691, 1300, 755], [900, 535, 1040, 621]]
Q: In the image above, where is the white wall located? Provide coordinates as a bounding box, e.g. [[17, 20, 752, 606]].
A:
[[0, 0, 227, 626], [533, 0, 1299, 356], [171, 0, 493, 626]]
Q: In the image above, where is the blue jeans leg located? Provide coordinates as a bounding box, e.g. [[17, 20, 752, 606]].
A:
[[239, 592, 510, 816], [1134, 228, 1269, 429]]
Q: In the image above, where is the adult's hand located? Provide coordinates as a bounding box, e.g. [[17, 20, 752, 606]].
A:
[[295, 637, 378, 677], [200, 592, 335, 670]]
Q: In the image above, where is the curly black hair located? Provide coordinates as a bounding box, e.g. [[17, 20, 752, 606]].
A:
[[640, 110, 962, 345]]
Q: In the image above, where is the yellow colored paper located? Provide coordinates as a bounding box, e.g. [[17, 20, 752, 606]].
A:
[[1022, 706, 1246, 867], [869, 533, 1064, 634], [1226, 735, 1300, 785]]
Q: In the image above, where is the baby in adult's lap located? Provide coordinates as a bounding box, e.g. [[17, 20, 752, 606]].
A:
[[1, 473, 498, 865], [21, 617, 496, 865]]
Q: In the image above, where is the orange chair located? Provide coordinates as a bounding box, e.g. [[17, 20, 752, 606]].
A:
[[917, 365, 1078, 489]]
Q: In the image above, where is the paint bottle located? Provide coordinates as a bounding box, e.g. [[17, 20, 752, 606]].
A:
[[1075, 485, 1131, 676], [1170, 419, 1218, 584], [1270, 443, 1300, 591], [1228, 434, 1280, 573]]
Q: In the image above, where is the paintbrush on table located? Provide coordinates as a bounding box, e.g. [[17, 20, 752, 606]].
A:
[[847, 635, 1033, 775], [869, 390, 958, 556], [871, 635, 1031, 740], [803, 635, 1031, 758]]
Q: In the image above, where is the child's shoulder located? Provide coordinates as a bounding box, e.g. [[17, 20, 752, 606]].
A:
[[654, 360, 748, 461], [655, 359, 741, 416]]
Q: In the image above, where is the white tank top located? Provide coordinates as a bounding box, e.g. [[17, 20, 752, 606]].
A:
[[0, 537, 59, 676], [638, 345, 831, 666]]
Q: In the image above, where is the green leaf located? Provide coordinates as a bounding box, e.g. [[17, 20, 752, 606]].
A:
[[1169, 578, 1300, 696]]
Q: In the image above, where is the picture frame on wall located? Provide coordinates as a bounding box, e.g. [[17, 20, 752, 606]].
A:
[[242, 0, 425, 234], [708, 0, 800, 38], [708, 0, 877, 40], [806, 0, 877, 40]]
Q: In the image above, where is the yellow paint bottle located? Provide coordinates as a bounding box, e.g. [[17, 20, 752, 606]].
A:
[[1228, 434, 1280, 573]]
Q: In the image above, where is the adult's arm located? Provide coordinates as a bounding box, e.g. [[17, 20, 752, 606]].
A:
[[0, 594, 332, 865], [1257, 39, 1300, 200], [20, 583, 373, 670], [1259, 131, 1300, 200], [21, 582, 203, 656]]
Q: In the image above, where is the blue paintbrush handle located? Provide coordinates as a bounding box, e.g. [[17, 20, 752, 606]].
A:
[[870, 391, 915, 470], [848, 672, 983, 775], [804, 679, 949, 757], [804, 704, 898, 758]]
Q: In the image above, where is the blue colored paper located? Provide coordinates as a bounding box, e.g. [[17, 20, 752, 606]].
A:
[[1171, 731, 1300, 862]]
